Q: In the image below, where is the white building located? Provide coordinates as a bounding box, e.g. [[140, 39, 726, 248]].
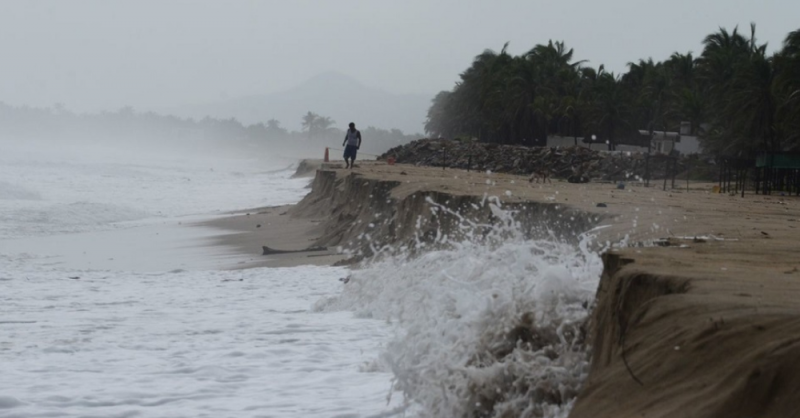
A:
[[546, 121, 704, 155]]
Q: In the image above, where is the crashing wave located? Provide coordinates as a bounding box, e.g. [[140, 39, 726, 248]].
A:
[[315, 198, 604, 417]]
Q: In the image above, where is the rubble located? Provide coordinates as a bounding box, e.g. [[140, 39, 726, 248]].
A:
[[379, 139, 709, 182]]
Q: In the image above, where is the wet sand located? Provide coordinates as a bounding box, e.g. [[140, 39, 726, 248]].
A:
[[199, 205, 347, 268]]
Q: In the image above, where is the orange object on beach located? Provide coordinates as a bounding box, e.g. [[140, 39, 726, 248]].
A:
[[387, 156, 396, 165]]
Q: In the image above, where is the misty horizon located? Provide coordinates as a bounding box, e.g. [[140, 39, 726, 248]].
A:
[[3, 0, 799, 133], [1, 71, 431, 134]]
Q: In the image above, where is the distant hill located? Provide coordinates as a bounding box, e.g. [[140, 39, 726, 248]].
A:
[[164, 72, 432, 135]]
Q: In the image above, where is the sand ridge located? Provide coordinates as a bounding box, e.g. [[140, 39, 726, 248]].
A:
[[289, 160, 798, 245]]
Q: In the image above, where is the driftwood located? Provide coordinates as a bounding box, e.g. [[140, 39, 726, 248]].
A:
[[262, 246, 328, 256]]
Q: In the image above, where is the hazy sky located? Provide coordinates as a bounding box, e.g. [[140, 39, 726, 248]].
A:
[[1, 0, 798, 113]]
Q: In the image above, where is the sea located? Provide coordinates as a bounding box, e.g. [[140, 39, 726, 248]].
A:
[[0, 140, 603, 418]]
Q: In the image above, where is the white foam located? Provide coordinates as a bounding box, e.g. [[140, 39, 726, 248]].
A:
[[0, 149, 307, 240], [0, 258, 402, 417], [1, 144, 606, 417], [0, 148, 404, 417], [316, 202, 604, 417]]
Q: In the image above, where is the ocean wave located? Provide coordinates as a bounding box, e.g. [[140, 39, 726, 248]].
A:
[[0, 201, 152, 238], [0, 263, 400, 417], [0, 156, 309, 240], [315, 200, 604, 417]]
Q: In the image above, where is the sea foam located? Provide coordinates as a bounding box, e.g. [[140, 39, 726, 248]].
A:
[[316, 199, 604, 417]]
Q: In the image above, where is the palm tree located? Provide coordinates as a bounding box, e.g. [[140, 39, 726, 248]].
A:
[[623, 59, 668, 146], [586, 70, 631, 151], [459, 43, 514, 142], [699, 24, 780, 154], [265, 118, 287, 136], [421, 28, 799, 154], [699, 26, 752, 88], [301, 111, 318, 140], [313, 116, 336, 139], [725, 50, 778, 152], [500, 55, 540, 144], [775, 29, 800, 148], [558, 65, 597, 146], [425, 91, 456, 137], [528, 41, 585, 144], [669, 88, 706, 136], [664, 52, 698, 92], [663, 52, 703, 135]]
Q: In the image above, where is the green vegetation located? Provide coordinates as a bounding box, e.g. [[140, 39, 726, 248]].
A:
[[425, 25, 800, 156]]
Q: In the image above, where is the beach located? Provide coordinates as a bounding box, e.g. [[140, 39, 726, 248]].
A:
[[3, 150, 800, 418], [208, 159, 800, 263], [204, 159, 800, 417], [5, 1, 800, 416]]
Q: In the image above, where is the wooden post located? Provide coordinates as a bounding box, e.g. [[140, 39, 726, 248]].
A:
[[741, 168, 747, 198], [686, 165, 690, 192], [671, 158, 677, 190], [755, 167, 760, 195]]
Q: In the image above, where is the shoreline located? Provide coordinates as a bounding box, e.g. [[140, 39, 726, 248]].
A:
[[199, 158, 800, 416], [200, 158, 800, 268], [197, 204, 348, 268]]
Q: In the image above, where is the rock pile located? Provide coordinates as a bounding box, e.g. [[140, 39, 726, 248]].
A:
[[380, 139, 705, 182]]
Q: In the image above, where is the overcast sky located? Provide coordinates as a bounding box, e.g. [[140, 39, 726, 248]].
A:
[[1, 0, 797, 113]]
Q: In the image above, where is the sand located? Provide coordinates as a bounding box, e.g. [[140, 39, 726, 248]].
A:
[[198, 205, 347, 268], [201, 159, 800, 417], [223, 160, 799, 247]]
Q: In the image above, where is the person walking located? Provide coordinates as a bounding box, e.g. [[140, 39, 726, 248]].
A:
[[342, 122, 362, 169]]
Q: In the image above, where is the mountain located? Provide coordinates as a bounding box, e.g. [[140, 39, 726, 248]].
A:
[[165, 72, 432, 134]]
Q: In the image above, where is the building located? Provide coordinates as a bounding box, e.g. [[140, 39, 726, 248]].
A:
[[546, 122, 703, 155]]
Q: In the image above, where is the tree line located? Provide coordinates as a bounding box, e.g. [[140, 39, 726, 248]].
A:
[[0, 103, 420, 156], [424, 25, 800, 156]]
